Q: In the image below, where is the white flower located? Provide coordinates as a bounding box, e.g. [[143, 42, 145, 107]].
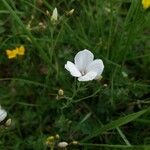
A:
[[58, 142, 68, 148], [65, 49, 104, 81], [0, 106, 7, 122], [51, 8, 58, 23]]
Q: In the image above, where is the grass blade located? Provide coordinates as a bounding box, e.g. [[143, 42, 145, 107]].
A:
[[2, 0, 50, 64], [82, 109, 149, 142]]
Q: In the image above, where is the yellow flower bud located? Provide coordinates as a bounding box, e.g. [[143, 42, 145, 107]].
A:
[[47, 136, 55, 142]]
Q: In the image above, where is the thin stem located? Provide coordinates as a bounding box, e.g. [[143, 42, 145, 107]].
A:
[[74, 88, 101, 103], [50, 146, 54, 150], [116, 127, 131, 146]]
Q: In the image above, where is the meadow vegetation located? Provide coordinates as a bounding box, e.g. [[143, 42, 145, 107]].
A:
[[0, 0, 150, 149]]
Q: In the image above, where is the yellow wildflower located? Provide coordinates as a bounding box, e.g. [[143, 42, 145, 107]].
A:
[[6, 49, 17, 59], [17, 45, 25, 55], [142, 0, 150, 9], [6, 45, 25, 59], [13, 48, 18, 54]]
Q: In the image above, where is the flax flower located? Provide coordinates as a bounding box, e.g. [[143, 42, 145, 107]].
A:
[[0, 106, 7, 123], [65, 49, 104, 81], [142, 0, 150, 9]]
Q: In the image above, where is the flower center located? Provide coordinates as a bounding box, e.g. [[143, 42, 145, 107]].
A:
[[80, 70, 86, 76]]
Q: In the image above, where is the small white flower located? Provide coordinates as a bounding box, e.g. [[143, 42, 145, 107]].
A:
[[51, 8, 58, 23], [65, 49, 104, 81], [0, 106, 7, 122], [58, 142, 68, 148]]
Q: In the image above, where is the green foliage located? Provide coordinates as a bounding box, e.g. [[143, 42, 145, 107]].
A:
[[0, 0, 150, 149]]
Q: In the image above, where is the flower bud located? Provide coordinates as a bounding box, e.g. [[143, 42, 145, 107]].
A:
[[45, 136, 55, 147], [58, 142, 68, 148], [47, 136, 55, 142], [39, 22, 46, 30], [58, 89, 64, 96], [55, 134, 60, 140], [72, 140, 78, 145], [51, 8, 58, 24], [103, 84, 108, 87], [5, 118, 12, 127], [122, 71, 128, 78], [67, 9, 74, 15], [46, 10, 50, 16]]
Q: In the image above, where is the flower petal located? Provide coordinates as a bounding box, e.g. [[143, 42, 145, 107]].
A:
[[65, 61, 82, 77], [86, 59, 104, 78], [18, 45, 25, 55], [6, 50, 17, 59], [0, 108, 7, 122], [74, 49, 94, 72], [78, 71, 97, 81], [142, 0, 150, 9]]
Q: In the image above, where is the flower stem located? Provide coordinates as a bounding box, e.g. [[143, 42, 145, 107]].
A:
[[50, 146, 54, 150]]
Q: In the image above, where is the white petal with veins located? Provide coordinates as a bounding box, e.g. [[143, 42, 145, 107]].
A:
[[65, 61, 82, 77], [86, 59, 104, 78], [74, 49, 94, 71], [78, 71, 97, 81], [0, 107, 7, 122]]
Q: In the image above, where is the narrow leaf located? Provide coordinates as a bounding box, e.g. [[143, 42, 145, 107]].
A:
[[82, 109, 148, 142]]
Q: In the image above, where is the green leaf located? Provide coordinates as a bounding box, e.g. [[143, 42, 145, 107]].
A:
[[0, 26, 5, 34], [82, 108, 149, 142], [0, 20, 5, 26]]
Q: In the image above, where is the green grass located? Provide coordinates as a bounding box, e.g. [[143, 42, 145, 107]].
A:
[[0, 0, 150, 150]]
